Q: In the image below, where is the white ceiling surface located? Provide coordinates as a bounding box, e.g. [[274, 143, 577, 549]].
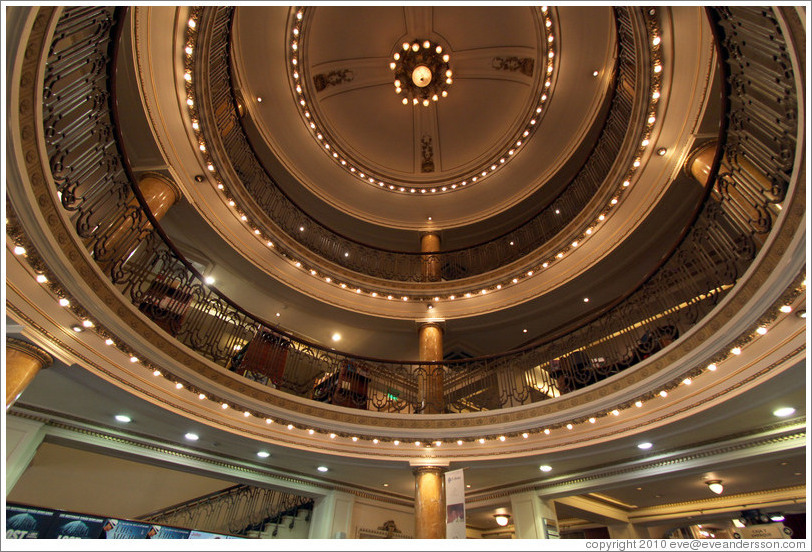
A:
[[8, 356, 806, 528], [233, 5, 616, 229]]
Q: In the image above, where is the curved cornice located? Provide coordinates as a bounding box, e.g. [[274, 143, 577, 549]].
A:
[[5, 5, 807, 462]]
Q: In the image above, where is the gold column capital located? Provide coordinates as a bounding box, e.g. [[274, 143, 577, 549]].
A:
[[6, 338, 53, 368], [137, 172, 182, 205], [411, 465, 447, 476]]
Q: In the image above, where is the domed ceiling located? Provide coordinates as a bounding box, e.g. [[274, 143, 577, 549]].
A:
[[232, 5, 618, 231]]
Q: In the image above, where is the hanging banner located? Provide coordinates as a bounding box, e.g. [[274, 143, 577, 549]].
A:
[[445, 469, 466, 539]]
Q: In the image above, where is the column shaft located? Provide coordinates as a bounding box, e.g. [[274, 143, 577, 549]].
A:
[[414, 466, 446, 539], [99, 173, 180, 269], [418, 323, 443, 413], [420, 233, 441, 281], [6, 339, 53, 408]]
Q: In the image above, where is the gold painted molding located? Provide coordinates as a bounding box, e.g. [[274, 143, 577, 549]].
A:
[[6, 337, 53, 368]]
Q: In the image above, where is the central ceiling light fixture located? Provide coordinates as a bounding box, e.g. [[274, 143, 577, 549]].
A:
[[390, 39, 451, 106]]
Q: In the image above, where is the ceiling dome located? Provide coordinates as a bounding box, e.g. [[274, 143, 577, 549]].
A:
[[295, 6, 549, 189], [231, 6, 618, 230]]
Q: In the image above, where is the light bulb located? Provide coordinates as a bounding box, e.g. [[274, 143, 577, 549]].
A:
[[706, 480, 724, 494]]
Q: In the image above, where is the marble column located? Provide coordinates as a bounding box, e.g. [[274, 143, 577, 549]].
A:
[[6, 338, 53, 409], [99, 173, 180, 269], [418, 322, 444, 414], [685, 140, 773, 246], [420, 232, 441, 281], [413, 465, 446, 539], [685, 140, 718, 186]]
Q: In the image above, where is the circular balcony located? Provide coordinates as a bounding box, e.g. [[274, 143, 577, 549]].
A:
[[5, 6, 806, 462]]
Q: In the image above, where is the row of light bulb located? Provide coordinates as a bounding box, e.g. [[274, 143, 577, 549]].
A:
[[182, 8, 669, 306], [13, 230, 805, 447], [287, 6, 556, 195]]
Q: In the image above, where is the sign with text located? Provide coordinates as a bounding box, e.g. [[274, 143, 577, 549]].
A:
[[101, 518, 152, 539], [146, 524, 191, 539], [732, 523, 792, 539], [45, 512, 106, 539], [6, 505, 56, 539], [445, 469, 466, 539]]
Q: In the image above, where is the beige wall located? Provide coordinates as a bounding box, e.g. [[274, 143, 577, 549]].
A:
[[350, 497, 414, 538]]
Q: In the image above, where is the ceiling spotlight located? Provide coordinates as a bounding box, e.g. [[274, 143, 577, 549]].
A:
[[114, 415, 131, 423], [257, 451, 270, 458], [494, 514, 511, 527], [657, 147, 667, 156], [539, 465, 552, 472], [705, 480, 724, 494], [331, 333, 341, 342], [317, 466, 329, 472], [184, 432, 199, 441], [637, 442, 653, 450], [780, 305, 792, 313], [592, 70, 599, 77], [204, 276, 215, 285], [773, 407, 795, 418], [70, 324, 84, 332]]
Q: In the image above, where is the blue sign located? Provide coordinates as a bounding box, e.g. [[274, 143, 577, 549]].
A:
[[6, 505, 56, 539]]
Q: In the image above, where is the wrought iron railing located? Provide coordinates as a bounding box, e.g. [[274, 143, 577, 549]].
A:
[[40, 6, 797, 415], [140, 484, 313, 537], [200, 7, 640, 283]]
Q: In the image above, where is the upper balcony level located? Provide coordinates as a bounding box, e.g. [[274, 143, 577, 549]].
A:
[[5, 6, 806, 462]]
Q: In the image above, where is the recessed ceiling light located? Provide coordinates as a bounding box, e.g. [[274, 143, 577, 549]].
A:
[[331, 333, 341, 342], [70, 324, 84, 332], [773, 407, 795, 417], [637, 442, 653, 450], [539, 465, 552, 472], [204, 276, 215, 285], [114, 414, 131, 423], [317, 466, 329, 472], [184, 432, 199, 441], [257, 451, 270, 458]]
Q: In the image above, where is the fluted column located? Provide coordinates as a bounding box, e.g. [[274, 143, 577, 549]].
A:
[[413, 465, 446, 539], [6, 338, 53, 408], [418, 322, 444, 414], [420, 232, 441, 281]]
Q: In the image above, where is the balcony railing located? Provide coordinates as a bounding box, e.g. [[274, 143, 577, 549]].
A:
[[39, 6, 797, 415], [199, 7, 641, 283]]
